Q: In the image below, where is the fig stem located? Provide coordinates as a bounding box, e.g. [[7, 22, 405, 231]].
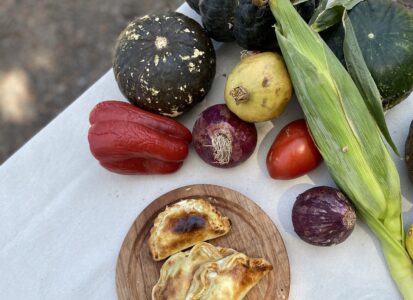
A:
[[252, 0, 269, 7], [343, 210, 356, 229], [230, 86, 249, 105]]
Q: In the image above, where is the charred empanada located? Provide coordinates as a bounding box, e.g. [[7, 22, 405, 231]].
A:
[[152, 242, 236, 300], [149, 199, 231, 261], [185, 252, 273, 300]]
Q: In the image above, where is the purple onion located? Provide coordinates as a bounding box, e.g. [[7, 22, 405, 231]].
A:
[[292, 186, 356, 246], [192, 104, 257, 168]]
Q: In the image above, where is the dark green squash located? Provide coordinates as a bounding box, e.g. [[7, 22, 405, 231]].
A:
[[113, 12, 216, 117], [321, 0, 413, 110], [232, 0, 279, 50], [187, 0, 320, 50], [295, 0, 321, 23], [186, 0, 201, 13], [199, 0, 237, 42]]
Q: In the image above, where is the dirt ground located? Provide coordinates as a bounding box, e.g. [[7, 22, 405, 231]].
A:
[[0, 0, 182, 164]]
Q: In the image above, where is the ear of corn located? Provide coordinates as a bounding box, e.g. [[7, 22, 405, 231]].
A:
[[269, 0, 413, 297], [341, 12, 399, 155]]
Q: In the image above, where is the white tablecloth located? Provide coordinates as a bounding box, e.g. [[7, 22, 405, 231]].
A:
[[1, 3, 412, 300]]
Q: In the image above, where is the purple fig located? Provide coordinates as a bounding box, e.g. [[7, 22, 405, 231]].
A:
[[292, 186, 356, 246]]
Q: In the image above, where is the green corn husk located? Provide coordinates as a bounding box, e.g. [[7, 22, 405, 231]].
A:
[[309, 0, 363, 32], [269, 0, 413, 298]]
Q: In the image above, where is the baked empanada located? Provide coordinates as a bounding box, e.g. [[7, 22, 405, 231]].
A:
[[149, 198, 231, 260], [152, 242, 236, 300], [185, 252, 273, 300]]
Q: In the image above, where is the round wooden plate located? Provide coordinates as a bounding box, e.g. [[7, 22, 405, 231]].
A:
[[116, 184, 290, 300]]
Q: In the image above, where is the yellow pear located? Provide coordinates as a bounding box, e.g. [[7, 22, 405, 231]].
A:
[[225, 52, 292, 123]]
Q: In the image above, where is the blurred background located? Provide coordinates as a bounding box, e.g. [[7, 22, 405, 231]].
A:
[[0, 0, 182, 164]]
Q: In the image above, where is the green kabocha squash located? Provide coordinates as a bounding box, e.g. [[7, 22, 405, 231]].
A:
[[186, 0, 201, 13], [295, 0, 321, 22], [187, 0, 320, 50], [321, 0, 413, 110], [113, 12, 216, 117], [232, 1, 280, 50]]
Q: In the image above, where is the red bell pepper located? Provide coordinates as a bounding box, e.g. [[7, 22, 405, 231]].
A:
[[88, 101, 192, 175]]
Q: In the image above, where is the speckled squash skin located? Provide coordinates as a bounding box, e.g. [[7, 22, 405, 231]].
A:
[[113, 12, 216, 117], [188, 0, 319, 50], [322, 0, 413, 110]]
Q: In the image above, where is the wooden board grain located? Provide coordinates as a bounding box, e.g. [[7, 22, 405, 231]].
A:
[[116, 184, 290, 300]]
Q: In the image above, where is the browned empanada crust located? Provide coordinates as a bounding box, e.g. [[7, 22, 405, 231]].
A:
[[152, 242, 236, 300], [149, 198, 231, 261], [185, 252, 273, 300]]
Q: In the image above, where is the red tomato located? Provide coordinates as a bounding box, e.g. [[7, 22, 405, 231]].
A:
[[266, 119, 322, 180]]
